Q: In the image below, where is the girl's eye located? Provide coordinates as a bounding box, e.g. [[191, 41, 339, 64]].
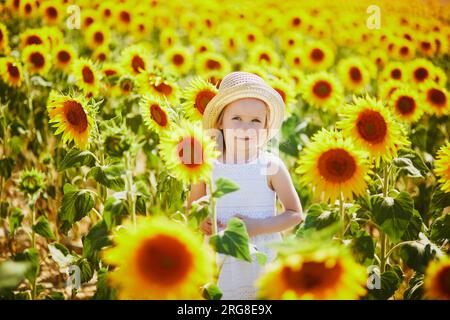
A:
[[252, 119, 261, 123], [232, 117, 241, 121]]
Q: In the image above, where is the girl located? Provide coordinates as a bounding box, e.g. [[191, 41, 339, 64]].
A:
[[188, 71, 303, 300]]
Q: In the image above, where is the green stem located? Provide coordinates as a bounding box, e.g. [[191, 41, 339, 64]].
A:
[[207, 179, 217, 236], [25, 73, 35, 142], [125, 152, 136, 226], [385, 241, 416, 261], [30, 197, 37, 300], [339, 190, 345, 239], [379, 162, 390, 273]]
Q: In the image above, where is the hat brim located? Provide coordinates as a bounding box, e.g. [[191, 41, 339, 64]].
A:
[[202, 83, 285, 141]]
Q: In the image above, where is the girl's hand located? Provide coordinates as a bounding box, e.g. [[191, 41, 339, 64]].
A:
[[232, 214, 262, 238], [200, 217, 225, 236]]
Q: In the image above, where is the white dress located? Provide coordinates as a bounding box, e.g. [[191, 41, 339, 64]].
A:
[[206, 150, 283, 300]]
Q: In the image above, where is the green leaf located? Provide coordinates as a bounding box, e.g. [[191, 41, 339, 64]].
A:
[[370, 191, 414, 244], [9, 208, 23, 236], [209, 217, 252, 262], [32, 215, 56, 240], [58, 184, 95, 234], [403, 273, 424, 300], [367, 266, 403, 300], [0, 261, 30, 289], [400, 236, 441, 273], [103, 197, 129, 230], [0, 157, 15, 180], [82, 220, 111, 264], [430, 213, 450, 244], [212, 178, 240, 198], [75, 258, 94, 283], [302, 203, 339, 230], [350, 231, 375, 265], [92, 268, 117, 300], [202, 283, 223, 300], [429, 188, 450, 216], [397, 148, 430, 176], [0, 200, 9, 219], [400, 209, 423, 241], [187, 200, 209, 230], [87, 164, 125, 191], [58, 148, 97, 171], [23, 248, 40, 285], [392, 157, 422, 178]]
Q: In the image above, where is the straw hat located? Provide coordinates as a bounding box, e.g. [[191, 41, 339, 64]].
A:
[[202, 71, 285, 140]]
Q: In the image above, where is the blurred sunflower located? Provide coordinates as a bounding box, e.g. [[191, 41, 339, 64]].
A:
[[408, 58, 436, 85], [220, 31, 241, 56], [369, 48, 388, 70], [47, 90, 95, 150], [136, 71, 179, 103], [132, 16, 151, 40], [85, 23, 110, 50], [433, 67, 448, 87], [17, 168, 45, 196], [159, 121, 219, 184], [285, 48, 304, 70], [114, 4, 134, 32], [19, 28, 51, 49], [417, 34, 437, 57], [40, 1, 63, 25], [434, 142, 450, 193], [72, 58, 101, 95], [159, 28, 180, 49], [21, 44, 51, 75], [424, 256, 450, 300], [379, 62, 406, 82], [256, 247, 367, 300], [378, 79, 402, 101], [19, 0, 36, 18], [195, 52, 231, 82], [182, 77, 218, 121], [103, 216, 215, 300], [91, 45, 110, 63], [337, 57, 370, 93], [164, 45, 193, 76], [337, 95, 409, 165], [140, 94, 174, 134], [193, 38, 215, 55], [278, 31, 304, 52], [289, 69, 305, 92], [268, 77, 297, 114], [118, 75, 135, 96], [248, 44, 280, 68], [395, 39, 415, 61], [53, 44, 76, 71], [301, 72, 343, 110], [80, 8, 99, 30], [302, 40, 334, 71], [388, 86, 423, 123], [296, 129, 371, 203], [420, 81, 448, 116], [121, 44, 152, 76], [0, 57, 24, 87], [0, 23, 10, 54]]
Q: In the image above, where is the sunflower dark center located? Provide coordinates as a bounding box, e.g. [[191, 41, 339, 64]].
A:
[[421, 41, 431, 50], [27, 35, 43, 46], [57, 50, 70, 63], [46, 7, 57, 18], [7, 63, 20, 78], [195, 90, 215, 115], [153, 83, 172, 95], [275, 88, 286, 102], [414, 67, 428, 81], [25, 3, 32, 14], [312, 80, 332, 98], [310, 48, 324, 62], [349, 67, 362, 82], [131, 56, 145, 73], [94, 32, 104, 44], [30, 52, 44, 68], [64, 100, 88, 132], [206, 59, 221, 70], [428, 89, 446, 107], [292, 17, 301, 26], [396, 96, 416, 115], [260, 53, 271, 63], [177, 136, 204, 168], [356, 109, 387, 143], [283, 261, 343, 291], [318, 148, 357, 183], [437, 266, 450, 297], [399, 46, 409, 56], [120, 11, 131, 23], [136, 235, 192, 285], [391, 69, 401, 79], [150, 104, 168, 126], [173, 54, 184, 66], [82, 66, 94, 84]]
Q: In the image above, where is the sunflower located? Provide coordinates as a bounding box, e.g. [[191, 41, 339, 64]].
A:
[[72, 58, 101, 95], [247, 44, 280, 68], [193, 38, 215, 55], [408, 58, 436, 85], [278, 31, 304, 52], [0, 23, 10, 54], [220, 31, 241, 56], [302, 40, 335, 72], [295, 129, 371, 203], [420, 81, 449, 116], [285, 48, 304, 70], [289, 69, 305, 92], [433, 67, 448, 87], [19, 0, 36, 18], [195, 52, 231, 81], [103, 216, 215, 300], [159, 121, 219, 184], [424, 256, 450, 300], [337, 57, 370, 93], [268, 77, 297, 115], [417, 35, 437, 57], [118, 75, 135, 96], [378, 79, 402, 101], [395, 39, 415, 61], [91, 45, 109, 63], [121, 44, 152, 76], [0, 57, 24, 87], [140, 94, 174, 133], [388, 86, 423, 123], [17, 168, 45, 196], [80, 8, 99, 30], [256, 247, 367, 300], [434, 142, 450, 194], [181, 77, 217, 121], [21, 44, 51, 75], [19, 28, 51, 50], [369, 48, 388, 70], [40, 1, 63, 25], [337, 95, 409, 165], [53, 44, 76, 71], [164, 45, 193, 76], [136, 71, 179, 103], [301, 72, 344, 110], [47, 90, 95, 150], [85, 23, 110, 50], [379, 61, 406, 82], [241, 26, 264, 49], [159, 28, 180, 49]]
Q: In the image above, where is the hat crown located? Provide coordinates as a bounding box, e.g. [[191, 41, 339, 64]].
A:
[[218, 71, 266, 90]]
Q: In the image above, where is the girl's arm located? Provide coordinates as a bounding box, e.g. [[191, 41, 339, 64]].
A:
[[234, 157, 303, 237], [187, 181, 206, 211]]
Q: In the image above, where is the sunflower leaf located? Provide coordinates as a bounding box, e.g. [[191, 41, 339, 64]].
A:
[[58, 148, 98, 171], [212, 178, 240, 198], [32, 215, 56, 240], [202, 283, 223, 300], [87, 164, 125, 191], [209, 217, 252, 262], [58, 184, 95, 234], [82, 220, 111, 265]]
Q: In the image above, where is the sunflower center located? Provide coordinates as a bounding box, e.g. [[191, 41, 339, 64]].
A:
[[195, 90, 215, 115], [260, 53, 271, 63], [312, 81, 332, 98], [30, 52, 45, 68], [120, 11, 131, 23], [399, 46, 409, 56], [7, 63, 20, 78], [177, 136, 204, 168], [136, 235, 193, 286], [150, 104, 168, 127], [206, 59, 221, 70], [318, 148, 357, 183], [356, 110, 387, 143], [46, 7, 58, 18], [428, 89, 446, 107], [27, 35, 43, 46], [131, 56, 145, 73], [25, 3, 32, 14], [0, 30, 3, 42], [57, 51, 70, 63], [349, 67, 362, 82], [414, 67, 428, 81], [292, 17, 301, 26], [391, 69, 401, 79], [64, 101, 88, 132], [396, 96, 416, 115], [82, 66, 94, 84], [283, 261, 343, 292], [437, 266, 450, 297], [310, 48, 324, 62], [275, 88, 287, 103], [153, 82, 173, 95], [94, 31, 104, 44], [421, 42, 431, 51], [173, 54, 184, 66]]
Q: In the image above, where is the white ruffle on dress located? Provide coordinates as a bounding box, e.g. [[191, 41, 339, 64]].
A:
[[206, 150, 283, 300]]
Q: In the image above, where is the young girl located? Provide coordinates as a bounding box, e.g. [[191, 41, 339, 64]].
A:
[[188, 71, 303, 300]]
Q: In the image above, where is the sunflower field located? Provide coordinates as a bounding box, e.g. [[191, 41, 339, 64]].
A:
[[0, 0, 449, 301]]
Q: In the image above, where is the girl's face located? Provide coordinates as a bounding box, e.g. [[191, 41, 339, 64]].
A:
[[218, 98, 268, 154]]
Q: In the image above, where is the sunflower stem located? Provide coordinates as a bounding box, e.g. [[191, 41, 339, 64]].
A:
[[29, 195, 37, 300], [379, 163, 390, 273], [339, 191, 345, 239], [25, 72, 36, 143], [207, 178, 219, 282], [125, 152, 136, 227]]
